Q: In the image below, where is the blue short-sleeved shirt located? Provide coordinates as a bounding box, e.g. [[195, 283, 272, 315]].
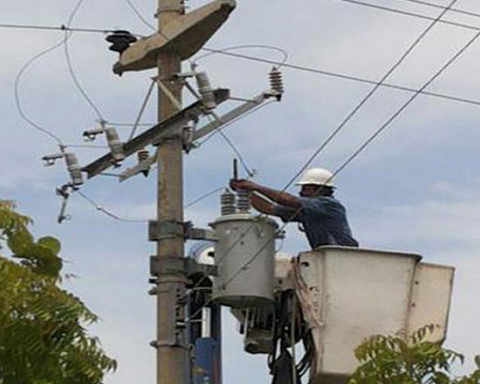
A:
[[273, 196, 358, 249]]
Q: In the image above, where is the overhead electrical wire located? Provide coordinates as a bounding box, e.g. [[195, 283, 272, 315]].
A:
[[64, 29, 106, 121], [184, 186, 225, 209], [123, 0, 156, 31], [184, 0, 464, 301], [0, 22, 125, 35], [76, 190, 149, 223], [225, 0, 480, 290], [332, 0, 480, 33], [13, 0, 88, 146], [282, 0, 460, 191], [195, 45, 289, 66], [5, 22, 480, 108], [395, 0, 480, 19], [193, 49, 480, 108]]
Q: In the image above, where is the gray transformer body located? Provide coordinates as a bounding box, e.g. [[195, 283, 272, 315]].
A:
[[210, 213, 278, 308]]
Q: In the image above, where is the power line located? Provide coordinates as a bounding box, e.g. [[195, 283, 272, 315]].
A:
[[225, 5, 480, 290], [13, 0, 89, 145], [6, 22, 480, 108], [195, 45, 289, 66], [123, 0, 156, 31], [283, 0, 460, 191], [333, 0, 480, 33], [395, 0, 480, 19], [196, 48, 480, 108], [76, 190, 149, 223], [0, 22, 121, 35], [184, 186, 225, 209]]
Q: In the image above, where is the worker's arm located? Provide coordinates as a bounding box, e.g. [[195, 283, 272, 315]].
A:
[[251, 193, 275, 215], [230, 179, 301, 209]]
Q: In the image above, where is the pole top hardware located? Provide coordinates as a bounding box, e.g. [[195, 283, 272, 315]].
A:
[[105, 30, 137, 54], [150, 256, 218, 277], [112, 0, 236, 75], [149, 220, 219, 241]]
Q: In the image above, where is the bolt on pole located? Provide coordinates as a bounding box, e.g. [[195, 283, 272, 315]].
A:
[[156, 1, 189, 384]]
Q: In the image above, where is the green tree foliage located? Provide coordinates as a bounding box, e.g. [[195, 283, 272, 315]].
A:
[[0, 200, 117, 384], [349, 325, 480, 384]]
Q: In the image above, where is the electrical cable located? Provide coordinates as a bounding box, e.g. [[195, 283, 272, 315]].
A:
[[198, 100, 275, 146], [195, 45, 289, 67], [282, 0, 460, 192], [6, 22, 480, 108], [184, 186, 225, 209], [206, 113, 255, 178], [332, 0, 480, 33], [14, 41, 66, 145], [193, 0, 461, 292], [123, 0, 156, 31], [75, 190, 149, 223], [202, 47, 480, 108], [224, 5, 480, 291], [395, 0, 480, 19], [129, 79, 156, 140], [13, 0, 88, 145], [0, 22, 127, 35]]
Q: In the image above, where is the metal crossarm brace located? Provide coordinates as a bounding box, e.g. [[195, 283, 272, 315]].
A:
[[193, 92, 269, 141], [150, 256, 218, 277], [82, 88, 229, 179]]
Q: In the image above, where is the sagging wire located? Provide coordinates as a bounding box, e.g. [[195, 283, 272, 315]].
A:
[[187, 0, 463, 293], [0, 22, 135, 35], [129, 78, 156, 140], [205, 114, 256, 178], [225, 0, 479, 291], [195, 45, 289, 67], [395, 0, 480, 19], [14, 39, 68, 145], [14, 0, 89, 146], [333, 0, 480, 33], [184, 186, 225, 209], [123, 0, 156, 31], [282, 0, 460, 192], [63, 0, 107, 122], [198, 100, 275, 147], [75, 190, 149, 223], [7, 23, 480, 108]]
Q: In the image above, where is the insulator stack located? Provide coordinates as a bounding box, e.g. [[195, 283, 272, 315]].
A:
[[137, 149, 149, 162], [220, 189, 236, 216], [105, 30, 137, 54], [105, 128, 125, 163], [195, 71, 217, 110], [64, 153, 84, 186], [236, 189, 251, 213], [269, 67, 284, 100]]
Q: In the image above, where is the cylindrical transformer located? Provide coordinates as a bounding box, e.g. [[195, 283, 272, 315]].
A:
[[210, 213, 278, 308]]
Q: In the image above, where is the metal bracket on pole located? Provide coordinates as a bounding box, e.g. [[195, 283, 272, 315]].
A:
[[113, 0, 236, 74], [149, 220, 219, 241], [82, 88, 229, 179], [193, 91, 270, 141], [150, 256, 218, 277], [119, 152, 157, 181], [155, 77, 183, 111]]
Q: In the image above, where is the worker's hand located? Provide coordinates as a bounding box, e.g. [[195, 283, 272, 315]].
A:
[[230, 179, 256, 191]]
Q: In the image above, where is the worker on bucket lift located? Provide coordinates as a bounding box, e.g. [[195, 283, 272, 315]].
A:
[[230, 167, 358, 249]]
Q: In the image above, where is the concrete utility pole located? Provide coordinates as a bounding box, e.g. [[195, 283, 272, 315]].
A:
[[83, 2, 236, 384], [155, 1, 187, 384]]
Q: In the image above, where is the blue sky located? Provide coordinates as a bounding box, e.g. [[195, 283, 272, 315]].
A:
[[2, 0, 480, 383]]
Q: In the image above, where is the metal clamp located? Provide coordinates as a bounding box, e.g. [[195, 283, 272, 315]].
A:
[[149, 220, 218, 241], [149, 220, 185, 241], [150, 256, 218, 277]]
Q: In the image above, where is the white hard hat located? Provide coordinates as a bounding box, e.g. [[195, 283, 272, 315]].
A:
[[296, 168, 335, 187]]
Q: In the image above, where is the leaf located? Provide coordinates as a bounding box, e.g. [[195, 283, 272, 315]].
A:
[[37, 237, 61, 256]]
